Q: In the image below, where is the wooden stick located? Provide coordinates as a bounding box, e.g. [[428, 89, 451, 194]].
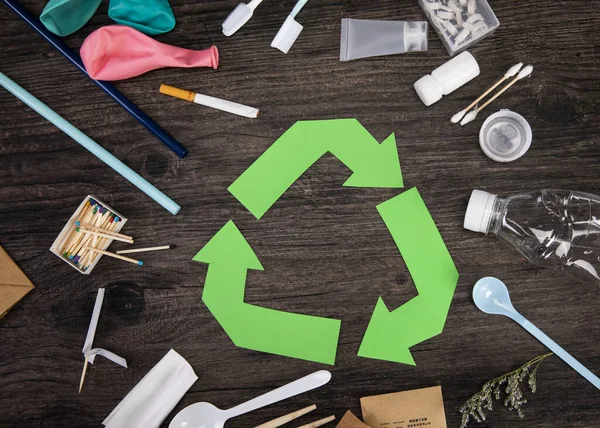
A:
[[60, 201, 93, 253], [71, 213, 113, 259], [78, 222, 133, 240], [85, 247, 143, 266], [61, 202, 97, 254], [67, 205, 104, 253], [116, 245, 173, 255], [77, 228, 133, 244], [298, 416, 336, 428], [255, 405, 317, 428], [79, 354, 89, 393], [462, 75, 507, 114], [68, 210, 109, 256], [475, 75, 522, 113], [80, 219, 121, 270]]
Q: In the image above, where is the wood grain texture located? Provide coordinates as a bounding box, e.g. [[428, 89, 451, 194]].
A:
[[1, 1, 599, 427]]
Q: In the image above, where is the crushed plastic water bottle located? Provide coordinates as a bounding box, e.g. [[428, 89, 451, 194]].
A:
[[464, 189, 600, 285]]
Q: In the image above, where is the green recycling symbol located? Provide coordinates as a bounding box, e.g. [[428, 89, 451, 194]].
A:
[[194, 119, 459, 365]]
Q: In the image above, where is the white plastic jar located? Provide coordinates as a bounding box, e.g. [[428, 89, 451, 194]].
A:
[[413, 51, 480, 106]]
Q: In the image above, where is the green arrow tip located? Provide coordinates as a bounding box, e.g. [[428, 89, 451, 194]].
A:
[[193, 220, 264, 270], [357, 297, 416, 366], [343, 133, 404, 189]]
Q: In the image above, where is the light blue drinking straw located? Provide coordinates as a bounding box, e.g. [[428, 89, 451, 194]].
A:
[[0, 72, 181, 215]]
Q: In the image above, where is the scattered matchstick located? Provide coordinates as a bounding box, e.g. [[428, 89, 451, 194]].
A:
[[298, 415, 336, 428], [76, 221, 133, 240], [116, 245, 174, 255], [76, 227, 133, 244], [255, 404, 317, 428], [85, 247, 143, 266], [84, 246, 143, 266]]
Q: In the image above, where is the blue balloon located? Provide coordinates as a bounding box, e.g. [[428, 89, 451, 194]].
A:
[[108, 0, 176, 35]]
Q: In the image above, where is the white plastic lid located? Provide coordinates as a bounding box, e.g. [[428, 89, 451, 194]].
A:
[[404, 21, 428, 52], [464, 189, 497, 233], [480, 110, 532, 162], [414, 74, 444, 106]]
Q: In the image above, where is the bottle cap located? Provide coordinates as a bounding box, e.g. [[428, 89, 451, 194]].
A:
[[404, 21, 428, 52], [414, 74, 444, 106], [480, 110, 532, 162], [464, 189, 497, 233]]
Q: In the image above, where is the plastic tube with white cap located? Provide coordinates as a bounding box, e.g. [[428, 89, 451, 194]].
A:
[[413, 51, 480, 106], [340, 19, 428, 61]]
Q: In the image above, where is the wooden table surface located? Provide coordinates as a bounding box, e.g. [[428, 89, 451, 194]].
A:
[[1, 1, 599, 427]]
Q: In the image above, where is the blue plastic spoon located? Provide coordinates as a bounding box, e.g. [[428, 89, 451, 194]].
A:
[[473, 277, 600, 390]]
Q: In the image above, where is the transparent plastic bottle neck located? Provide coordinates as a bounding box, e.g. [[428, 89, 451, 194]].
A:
[[486, 197, 505, 235]]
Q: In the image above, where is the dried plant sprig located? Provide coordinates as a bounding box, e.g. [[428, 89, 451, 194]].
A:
[[459, 353, 553, 428]]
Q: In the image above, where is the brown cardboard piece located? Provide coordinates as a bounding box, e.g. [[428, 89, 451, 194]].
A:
[[360, 386, 447, 428], [337, 411, 371, 428], [0, 245, 34, 319]]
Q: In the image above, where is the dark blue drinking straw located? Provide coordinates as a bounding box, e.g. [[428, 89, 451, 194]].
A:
[[1, 0, 188, 158]]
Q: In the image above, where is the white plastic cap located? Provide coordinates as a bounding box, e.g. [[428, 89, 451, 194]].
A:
[[414, 74, 444, 106], [404, 21, 428, 52], [480, 110, 532, 163], [464, 190, 497, 233]]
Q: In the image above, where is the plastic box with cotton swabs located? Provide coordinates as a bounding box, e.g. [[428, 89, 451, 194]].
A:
[[420, 0, 499, 56]]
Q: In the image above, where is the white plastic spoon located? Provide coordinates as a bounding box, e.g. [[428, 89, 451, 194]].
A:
[[222, 0, 264, 36], [460, 65, 533, 126], [473, 277, 600, 390], [169, 370, 332, 428]]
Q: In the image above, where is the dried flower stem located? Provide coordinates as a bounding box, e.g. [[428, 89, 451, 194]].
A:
[[459, 353, 553, 428]]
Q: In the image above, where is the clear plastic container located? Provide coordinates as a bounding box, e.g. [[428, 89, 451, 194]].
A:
[[340, 19, 428, 61], [464, 189, 600, 285], [419, 0, 500, 56]]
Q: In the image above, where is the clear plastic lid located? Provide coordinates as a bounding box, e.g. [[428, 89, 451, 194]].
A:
[[479, 110, 532, 162]]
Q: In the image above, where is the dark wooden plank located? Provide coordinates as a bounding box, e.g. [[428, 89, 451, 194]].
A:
[[1, 0, 599, 427]]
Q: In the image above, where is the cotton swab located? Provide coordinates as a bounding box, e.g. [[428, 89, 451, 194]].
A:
[[254, 405, 317, 428], [85, 247, 144, 266], [160, 84, 259, 119], [451, 62, 523, 123], [460, 65, 534, 126], [298, 415, 336, 428], [116, 245, 174, 255]]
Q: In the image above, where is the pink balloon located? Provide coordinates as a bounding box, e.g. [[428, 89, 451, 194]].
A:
[[81, 25, 219, 81]]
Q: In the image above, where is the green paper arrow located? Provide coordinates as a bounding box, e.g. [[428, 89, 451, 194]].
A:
[[358, 188, 459, 365], [228, 119, 403, 219], [194, 220, 341, 365]]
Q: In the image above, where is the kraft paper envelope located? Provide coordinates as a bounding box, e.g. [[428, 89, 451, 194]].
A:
[[337, 411, 371, 428], [0, 245, 34, 319], [361, 386, 447, 428]]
